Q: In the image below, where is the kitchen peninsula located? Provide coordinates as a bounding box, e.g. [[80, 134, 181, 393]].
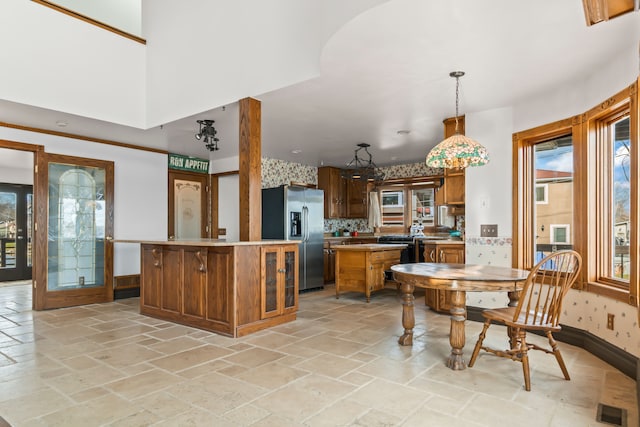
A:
[[121, 239, 298, 337]]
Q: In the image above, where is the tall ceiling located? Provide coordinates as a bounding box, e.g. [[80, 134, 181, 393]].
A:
[[1, 0, 638, 170]]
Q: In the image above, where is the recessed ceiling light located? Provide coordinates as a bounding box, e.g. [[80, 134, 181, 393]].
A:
[[56, 120, 68, 127], [291, 149, 302, 154], [396, 130, 410, 135]]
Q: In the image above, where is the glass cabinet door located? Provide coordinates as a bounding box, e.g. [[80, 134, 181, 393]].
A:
[[283, 248, 297, 310], [262, 249, 279, 317]]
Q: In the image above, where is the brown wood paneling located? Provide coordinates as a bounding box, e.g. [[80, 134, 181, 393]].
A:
[[182, 247, 206, 318], [141, 246, 162, 309], [206, 247, 233, 325], [239, 97, 262, 241], [236, 245, 262, 325], [161, 247, 182, 313], [113, 274, 140, 289]]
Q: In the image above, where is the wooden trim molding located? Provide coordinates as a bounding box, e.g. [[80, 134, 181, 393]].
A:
[[31, 0, 146, 44], [0, 122, 168, 155]]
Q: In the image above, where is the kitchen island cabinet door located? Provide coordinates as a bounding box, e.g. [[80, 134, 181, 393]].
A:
[[182, 247, 207, 319], [261, 244, 299, 319], [161, 246, 182, 314], [141, 245, 163, 310], [206, 247, 234, 327]]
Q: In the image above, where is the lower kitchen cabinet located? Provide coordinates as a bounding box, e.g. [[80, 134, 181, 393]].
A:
[[140, 241, 299, 337], [423, 242, 465, 313], [261, 245, 298, 319]]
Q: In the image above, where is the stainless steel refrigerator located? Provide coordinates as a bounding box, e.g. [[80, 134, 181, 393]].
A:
[[262, 185, 324, 291]]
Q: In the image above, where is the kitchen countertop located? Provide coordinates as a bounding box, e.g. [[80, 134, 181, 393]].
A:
[[333, 243, 408, 251], [115, 239, 298, 246]]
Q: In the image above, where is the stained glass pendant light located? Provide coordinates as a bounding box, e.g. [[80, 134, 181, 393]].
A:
[[425, 71, 489, 169]]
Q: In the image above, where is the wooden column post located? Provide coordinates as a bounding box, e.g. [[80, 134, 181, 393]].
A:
[[239, 97, 262, 241]]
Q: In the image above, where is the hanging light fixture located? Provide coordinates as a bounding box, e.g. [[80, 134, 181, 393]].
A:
[[425, 71, 489, 169], [195, 119, 220, 151], [341, 143, 385, 184]]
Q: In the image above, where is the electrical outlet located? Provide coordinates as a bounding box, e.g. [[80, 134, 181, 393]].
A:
[[79, 276, 85, 286], [607, 313, 614, 330], [480, 224, 498, 237], [218, 228, 227, 235]]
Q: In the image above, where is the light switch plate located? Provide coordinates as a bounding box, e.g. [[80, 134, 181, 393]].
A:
[[480, 224, 498, 237]]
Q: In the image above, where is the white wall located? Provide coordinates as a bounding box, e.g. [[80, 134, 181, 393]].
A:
[[142, 0, 387, 128], [48, 0, 142, 36], [218, 175, 239, 242], [0, 127, 167, 276], [465, 107, 513, 244], [0, 1, 146, 128], [0, 166, 33, 185]]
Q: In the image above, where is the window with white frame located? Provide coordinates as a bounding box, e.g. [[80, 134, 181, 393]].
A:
[[550, 224, 570, 244], [535, 184, 548, 204]]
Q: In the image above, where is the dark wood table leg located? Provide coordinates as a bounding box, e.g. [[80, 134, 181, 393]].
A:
[[398, 282, 415, 346], [447, 290, 467, 370]]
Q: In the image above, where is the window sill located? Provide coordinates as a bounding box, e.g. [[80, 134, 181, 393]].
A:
[[583, 281, 636, 306]]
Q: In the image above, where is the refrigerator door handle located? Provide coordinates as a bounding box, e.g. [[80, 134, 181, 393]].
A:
[[303, 206, 309, 242]]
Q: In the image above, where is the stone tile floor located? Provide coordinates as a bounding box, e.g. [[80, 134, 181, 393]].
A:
[[0, 282, 636, 426]]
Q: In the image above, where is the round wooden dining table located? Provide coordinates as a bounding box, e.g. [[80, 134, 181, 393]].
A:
[[391, 263, 529, 370]]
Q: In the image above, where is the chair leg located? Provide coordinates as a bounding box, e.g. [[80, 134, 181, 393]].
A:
[[468, 319, 491, 367], [517, 330, 531, 391], [546, 331, 570, 380]]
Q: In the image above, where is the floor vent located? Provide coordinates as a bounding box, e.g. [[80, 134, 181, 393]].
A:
[[596, 403, 627, 426]]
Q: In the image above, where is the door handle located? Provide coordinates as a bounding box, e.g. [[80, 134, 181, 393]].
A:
[[105, 236, 114, 242]]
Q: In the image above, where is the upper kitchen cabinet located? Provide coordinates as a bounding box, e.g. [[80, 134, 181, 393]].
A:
[[440, 116, 465, 205], [345, 177, 368, 218], [318, 166, 346, 218], [317, 167, 367, 218]]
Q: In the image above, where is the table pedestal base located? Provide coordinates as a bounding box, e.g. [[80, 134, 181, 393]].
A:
[[446, 290, 467, 370], [398, 283, 468, 370], [398, 282, 415, 346]]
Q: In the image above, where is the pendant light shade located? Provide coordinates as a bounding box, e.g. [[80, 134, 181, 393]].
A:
[[426, 71, 489, 169]]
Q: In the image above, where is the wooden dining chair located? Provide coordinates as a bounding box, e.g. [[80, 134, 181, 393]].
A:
[[468, 250, 582, 391]]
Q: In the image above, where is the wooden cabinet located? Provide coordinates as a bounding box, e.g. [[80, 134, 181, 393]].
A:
[[318, 166, 346, 218], [423, 242, 465, 313], [345, 178, 368, 218], [261, 245, 298, 319], [441, 116, 465, 205], [140, 242, 298, 337], [324, 237, 378, 284], [317, 167, 367, 218], [334, 244, 404, 302]]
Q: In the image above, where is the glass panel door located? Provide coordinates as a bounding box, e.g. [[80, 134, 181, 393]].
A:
[[0, 184, 33, 282], [34, 153, 114, 310]]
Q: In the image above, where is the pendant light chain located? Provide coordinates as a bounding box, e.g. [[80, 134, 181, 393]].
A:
[[454, 74, 460, 134]]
